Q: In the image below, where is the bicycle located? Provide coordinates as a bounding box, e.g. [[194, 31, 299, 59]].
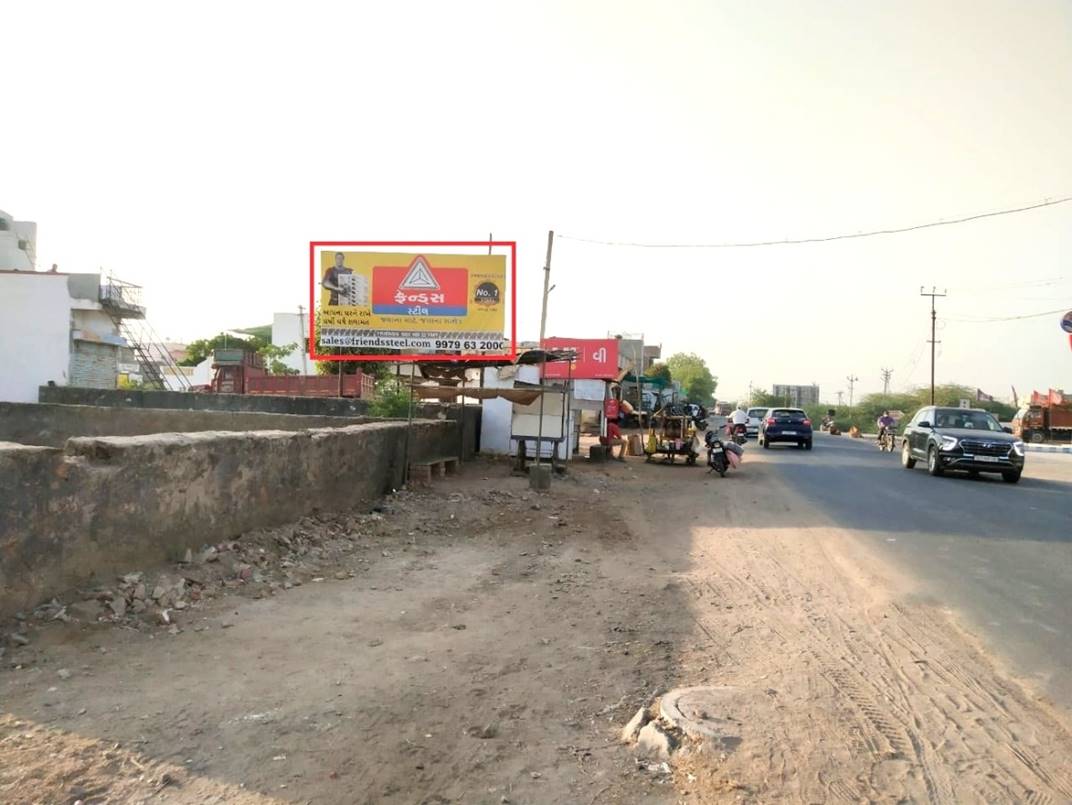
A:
[[878, 428, 896, 452]]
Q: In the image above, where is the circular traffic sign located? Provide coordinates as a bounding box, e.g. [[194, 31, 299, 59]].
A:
[[1062, 310, 1072, 334]]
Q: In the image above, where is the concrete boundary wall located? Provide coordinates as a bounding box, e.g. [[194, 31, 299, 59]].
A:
[[0, 402, 373, 447], [0, 419, 456, 617], [39, 386, 375, 417]]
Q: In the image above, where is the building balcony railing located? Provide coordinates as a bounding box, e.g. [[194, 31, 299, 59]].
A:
[[100, 278, 146, 318]]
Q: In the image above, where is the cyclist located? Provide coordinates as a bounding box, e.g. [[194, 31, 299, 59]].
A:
[[876, 411, 896, 445]]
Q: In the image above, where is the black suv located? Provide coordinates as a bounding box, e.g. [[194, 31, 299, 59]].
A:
[[901, 406, 1025, 483]]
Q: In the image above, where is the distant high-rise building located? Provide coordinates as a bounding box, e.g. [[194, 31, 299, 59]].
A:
[[772, 384, 820, 407]]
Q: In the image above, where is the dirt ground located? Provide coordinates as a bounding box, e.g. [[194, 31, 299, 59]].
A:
[[3, 449, 1072, 804]]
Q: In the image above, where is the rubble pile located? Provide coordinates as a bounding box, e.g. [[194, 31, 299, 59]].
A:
[[2, 480, 565, 665]]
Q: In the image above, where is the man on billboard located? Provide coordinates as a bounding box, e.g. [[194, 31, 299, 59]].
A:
[[321, 252, 353, 306]]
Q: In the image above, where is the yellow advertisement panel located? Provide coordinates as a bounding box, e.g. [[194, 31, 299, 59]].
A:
[[319, 251, 506, 351]]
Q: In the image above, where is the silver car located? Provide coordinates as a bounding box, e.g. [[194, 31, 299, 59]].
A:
[[746, 407, 769, 437]]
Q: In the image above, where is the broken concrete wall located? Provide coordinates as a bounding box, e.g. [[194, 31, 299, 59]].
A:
[[0, 402, 372, 447], [0, 420, 457, 618]]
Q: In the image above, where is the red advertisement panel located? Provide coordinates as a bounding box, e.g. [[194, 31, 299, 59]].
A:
[[542, 337, 619, 379], [371, 263, 470, 316]]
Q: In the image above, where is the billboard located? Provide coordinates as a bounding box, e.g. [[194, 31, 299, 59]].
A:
[[313, 244, 510, 357], [541, 337, 620, 379]]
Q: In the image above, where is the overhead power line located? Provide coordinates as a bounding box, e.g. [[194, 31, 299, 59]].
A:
[[944, 305, 1070, 323], [949, 276, 1066, 294], [558, 194, 1072, 249]]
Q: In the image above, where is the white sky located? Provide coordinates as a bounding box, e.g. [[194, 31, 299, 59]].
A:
[[3, 0, 1070, 403]]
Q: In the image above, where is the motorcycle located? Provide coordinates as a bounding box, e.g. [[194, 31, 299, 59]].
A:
[[706, 430, 728, 477], [705, 429, 743, 477], [731, 422, 748, 445]]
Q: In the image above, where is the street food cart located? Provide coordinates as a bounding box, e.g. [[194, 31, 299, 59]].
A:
[[644, 407, 700, 465]]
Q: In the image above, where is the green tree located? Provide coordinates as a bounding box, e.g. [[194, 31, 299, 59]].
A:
[[748, 388, 781, 407], [258, 343, 300, 375], [645, 363, 672, 384], [117, 375, 149, 390], [817, 384, 1018, 433], [180, 332, 266, 366], [666, 352, 717, 402], [367, 377, 412, 418]]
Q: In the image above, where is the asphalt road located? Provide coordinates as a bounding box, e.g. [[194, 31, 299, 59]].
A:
[[759, 432, 1072, 709]]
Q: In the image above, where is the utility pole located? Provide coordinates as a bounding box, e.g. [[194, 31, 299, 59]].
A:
[[920, 286, 947, 404], [846, 374, 858, 408], [836, 390, 844, 407], [880, 367, 892, 396], [538, 230, 554, 344], [297, 304, 308, 375], [633, 340, 643, 429]]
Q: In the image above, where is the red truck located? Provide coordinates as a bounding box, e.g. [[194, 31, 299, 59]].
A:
[[202, 348, 374, 398], [1012, 389, 1072, 443]]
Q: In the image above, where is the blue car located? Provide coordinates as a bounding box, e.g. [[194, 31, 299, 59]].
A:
[[759, 407, 813, 450]]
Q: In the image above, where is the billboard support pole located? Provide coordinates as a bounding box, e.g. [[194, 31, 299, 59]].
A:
[[536, 355, 546, 469], [634, 342, 643, 430], [564, 356, 573, 459], [459, 371, 466, 464], [403, 366, 415, 486]]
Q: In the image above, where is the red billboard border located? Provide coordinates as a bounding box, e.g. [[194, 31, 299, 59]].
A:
[[308, 241, 518, 363]]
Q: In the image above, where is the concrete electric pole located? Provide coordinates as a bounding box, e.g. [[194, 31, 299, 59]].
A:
[[880, 368, 892, 395], [846, 375, 859, 408], [836, 391, 844, 407], [920, 286, 947, 405], [538, 230, 554, 344]]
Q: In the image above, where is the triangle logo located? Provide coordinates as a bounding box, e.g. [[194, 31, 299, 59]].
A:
[[400, 256, 440, 290]]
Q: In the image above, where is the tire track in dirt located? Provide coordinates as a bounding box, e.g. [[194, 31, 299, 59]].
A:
[[636, 450, 1072, 803]]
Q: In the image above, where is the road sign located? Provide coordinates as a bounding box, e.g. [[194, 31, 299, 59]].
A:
[[1061, 310, 1072, 334], [959, 399, 970, 409]]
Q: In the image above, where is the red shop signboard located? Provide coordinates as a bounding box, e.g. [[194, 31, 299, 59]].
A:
[[541, 338, 620, 380]]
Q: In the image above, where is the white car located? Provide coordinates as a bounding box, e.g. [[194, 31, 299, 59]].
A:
[[746, 407, 769, 437]]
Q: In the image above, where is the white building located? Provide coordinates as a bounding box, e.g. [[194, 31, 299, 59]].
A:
[[271, 311, 310, 374], [0, 209, 184, 401], [0, 270, 145, 402], [0, 209, 36, 272]]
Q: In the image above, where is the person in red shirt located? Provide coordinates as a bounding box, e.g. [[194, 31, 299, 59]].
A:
[[600, 418, 626, 460]]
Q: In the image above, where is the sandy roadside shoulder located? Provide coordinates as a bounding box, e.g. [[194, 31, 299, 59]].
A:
[[609, 450, 1072, 803]]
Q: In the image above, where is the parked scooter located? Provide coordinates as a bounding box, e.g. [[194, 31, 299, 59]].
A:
[[705, 428, 744, 477]]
